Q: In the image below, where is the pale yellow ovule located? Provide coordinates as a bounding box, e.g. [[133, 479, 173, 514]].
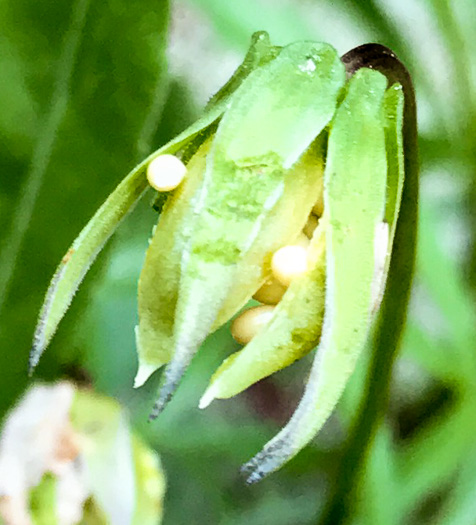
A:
[[271, 245, 308, 286], [231, 305, 275, 345], [146, 154, 187, 191], [252, 276, 287, 305], [303, 214, 319, 238]]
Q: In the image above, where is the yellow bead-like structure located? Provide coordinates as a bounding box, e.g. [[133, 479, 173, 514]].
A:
[[271, 245, 308, 287], [231, 305, 275, 345], [146, 154, 187, 192]]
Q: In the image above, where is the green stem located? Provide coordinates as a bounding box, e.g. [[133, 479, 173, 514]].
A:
[[319, 44, 419, 525]]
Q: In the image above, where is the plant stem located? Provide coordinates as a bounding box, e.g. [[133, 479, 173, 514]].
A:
[[318, 44, 419, 525]]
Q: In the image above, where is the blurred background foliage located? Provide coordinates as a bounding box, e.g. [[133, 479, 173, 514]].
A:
[[0, 0, 476, 523]]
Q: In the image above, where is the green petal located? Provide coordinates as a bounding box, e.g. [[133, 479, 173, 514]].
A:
[[30, 126, 208, 374], [151, 41, 346, 416], [136, 138, 212, 386], [383, 83, 405, 246], [243, 68, 389, 482], [205, 31, 279, 109], [200, 218, 326, 406], [30, 32, 277, 373], [214, 135, 326, 327]]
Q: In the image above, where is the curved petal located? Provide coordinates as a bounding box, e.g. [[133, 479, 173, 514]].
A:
[[242, 68, 389, 482], [150, 42, 346, 416]]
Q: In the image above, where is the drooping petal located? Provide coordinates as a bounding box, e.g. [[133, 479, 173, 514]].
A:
[[30, 123, 210, 374], [136, 138, 212, 386], [30, 31, 277, 373], [383, 83, 405, 249], [151, 42, 346, 416], [242, 67, 390, 482], [200, 218, 326, 407]]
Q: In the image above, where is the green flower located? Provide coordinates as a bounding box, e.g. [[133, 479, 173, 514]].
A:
[[30, 32, 418, 482]]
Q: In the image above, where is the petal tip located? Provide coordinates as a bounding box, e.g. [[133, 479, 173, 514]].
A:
[[28, 352, 38, 376], [241, 457, 267, 485], [148, 360, 186, 419], [198, 387, 216, 409], [28, 338, 44, 375], [134, 362, 157, 389], [148, 391, 170, 420]]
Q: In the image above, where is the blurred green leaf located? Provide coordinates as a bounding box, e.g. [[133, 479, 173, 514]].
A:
[[0, 0, 169, 417]]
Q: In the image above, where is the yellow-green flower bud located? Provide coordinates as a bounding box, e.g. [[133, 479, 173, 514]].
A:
[[30, 32, 417, 484]]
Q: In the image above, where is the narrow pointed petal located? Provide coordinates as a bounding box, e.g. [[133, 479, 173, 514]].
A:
[[135, 32, 279, 386], [30, 162, 148, 373], [29, 30, 277, 374], [136, 139, 212, 387], [202, 220, 326, 405], [382, 84, 405, 249], [29, 107, 226, 373], [242, 68, 389, 482], [152, 42, 346, 414]]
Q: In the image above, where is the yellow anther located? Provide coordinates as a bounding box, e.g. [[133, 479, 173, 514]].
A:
[[146, 154, 187, 192], [303, 214, 319, 238], [271, 245, 308, 286], [253, 276, 287, 305], [312, 195, 324, 217], [231, 305, 275, 345]]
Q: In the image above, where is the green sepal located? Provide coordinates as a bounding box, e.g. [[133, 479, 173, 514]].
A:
[[205, 31, 279, 109], [204, 82, 404, 407], [150, 42, 346, 416], [213, 135, 326, 330], [137, 137, 328, 387], [383, 83, 405, 247], [136, 137, 213, 386], [243, 67, 389, 482], [29, 31, 277, 374], [200, 218, 326, 406]]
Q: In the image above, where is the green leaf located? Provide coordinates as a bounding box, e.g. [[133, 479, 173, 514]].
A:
[[243, 68, 389, 482], [151, 41, 346, 415], [0, 0, 169, 416], [29, 31, 278, 374]]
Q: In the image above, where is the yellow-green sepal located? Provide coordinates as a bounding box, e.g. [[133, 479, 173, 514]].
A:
[[383, 83, 405, 252], [30, 31, 277, 375], [200, 218, 326, 406], [136, 138, 212, 386], [152, 42, 346, 415], [243, 67, 389, 483]]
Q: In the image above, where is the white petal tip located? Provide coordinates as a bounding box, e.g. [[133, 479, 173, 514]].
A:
[[133, 363, 157, 389], [198, 388, 216, 409]]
